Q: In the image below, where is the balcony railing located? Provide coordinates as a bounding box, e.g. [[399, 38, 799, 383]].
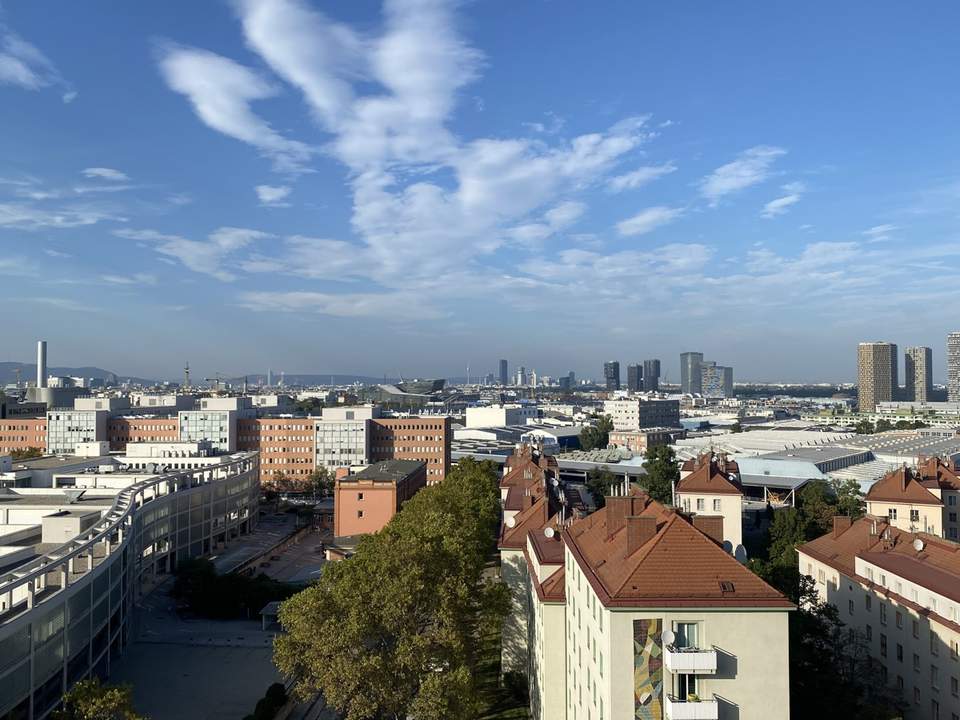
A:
[[665, 695, 719, 720], [664, 644, 718, 674]]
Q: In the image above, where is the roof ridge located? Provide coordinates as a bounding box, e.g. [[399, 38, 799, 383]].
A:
[[609, 514, 679, 596]]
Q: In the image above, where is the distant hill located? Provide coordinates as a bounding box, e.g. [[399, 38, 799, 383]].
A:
[[230, 374, 399, 386], [0, 362, 156, 386]]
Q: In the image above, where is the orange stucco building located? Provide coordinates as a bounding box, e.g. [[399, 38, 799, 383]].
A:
[[333, 459, 426, 538]]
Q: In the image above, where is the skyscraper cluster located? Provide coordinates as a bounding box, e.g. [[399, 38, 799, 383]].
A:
[[680, 352, 734, 398], [857, 334, 960, 412], [604, 359, 661, 392]]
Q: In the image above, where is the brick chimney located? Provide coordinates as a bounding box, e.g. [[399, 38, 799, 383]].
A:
[[693, 515, 724, 545], [606, 496, 632, 537], [833, 515, 853, 538], [626, 515, 657, 554]]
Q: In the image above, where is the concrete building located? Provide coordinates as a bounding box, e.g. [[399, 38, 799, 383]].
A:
[[500, 359, 509, 386], [864, 460, 960, 540], [608, 427, 678, 454], [179, 396, 255, 452], [497, 443, 792, 720], [859, 341, 899, 412], [949, 332, 960, 403], [603, 361, 620, 391], [106, 417, 179, 450], [466, 405, 538, 429], [680, 352, 704, 395], [627, 364, 642, 392], [643, 359, 661, 392], [237, 417, 316, 484], [0, 449, 259, 720], [674, 453, 745, 560], [904, 346, 934, 404], [314, 405, 380, 471], [800, 515, 960, 719], [333, 459, 426, 537], [46, 408, 110, 455], [603, 398, 680, 432], [0, 418, 47, 456], [701, 362, 734, 399]]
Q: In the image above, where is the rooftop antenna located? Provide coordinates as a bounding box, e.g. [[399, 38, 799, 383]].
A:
[[13, 367, 21, 389]]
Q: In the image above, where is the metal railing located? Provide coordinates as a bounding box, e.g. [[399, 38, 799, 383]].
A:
[[0, 453, 258, 623]]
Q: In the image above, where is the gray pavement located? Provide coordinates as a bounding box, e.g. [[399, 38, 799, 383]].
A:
[[210, 511, 299, 574]]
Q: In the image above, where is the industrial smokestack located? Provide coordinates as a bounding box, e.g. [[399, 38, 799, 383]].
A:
[[36, 340, 47, 389]]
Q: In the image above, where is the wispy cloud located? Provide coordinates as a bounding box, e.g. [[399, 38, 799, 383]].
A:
[[255, 184, 292, 206], [156, 43, 313, 172], [608, 162, 677, 193], [761, 181, 805, 218], [115, 226, 270, 281], [615, 206, 683, 236], [0, 202, 122, 230], [0, 23, 75, 101], [700, 145, 786, 206], [862, 224, 898, 242], [238, 289, 444, 320], [82, 167, 129, 181], [100, 273, 157, 285]]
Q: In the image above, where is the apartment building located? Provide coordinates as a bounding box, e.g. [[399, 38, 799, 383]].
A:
[[865, 460, 960, 540], [860, 341, 899, 412], [799, 515, 960, 720], [106, 417, 179, 450], [499, 445, 792, 720], [608, 427, 677, 454], [603, 398, 680, 432], [674, 453, 745, 559], [370, 416, 451, 484]]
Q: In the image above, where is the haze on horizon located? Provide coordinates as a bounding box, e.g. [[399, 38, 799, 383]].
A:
[[2, 1, 959, 384]]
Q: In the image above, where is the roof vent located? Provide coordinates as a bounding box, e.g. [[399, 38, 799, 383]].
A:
[[719, 580, 735, 593]]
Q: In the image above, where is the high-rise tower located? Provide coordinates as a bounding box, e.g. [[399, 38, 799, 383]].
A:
[[858, 342, 897, 412]]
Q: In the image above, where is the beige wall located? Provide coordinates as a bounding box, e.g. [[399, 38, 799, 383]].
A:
[[676, 491, 744, 557], [865, 500, 942, 536], [501, 548, 530, 674]]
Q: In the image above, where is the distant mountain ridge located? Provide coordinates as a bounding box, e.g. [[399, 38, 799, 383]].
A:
[[0, 362, 156, 387]]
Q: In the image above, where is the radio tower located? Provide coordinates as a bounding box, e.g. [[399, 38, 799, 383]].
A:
[[184, 362, 190, 390]]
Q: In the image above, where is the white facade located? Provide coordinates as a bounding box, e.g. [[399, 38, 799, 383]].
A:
[[46, 410, 109, 455], [603, 398, 680, 432], [466, 405, 539, 428]]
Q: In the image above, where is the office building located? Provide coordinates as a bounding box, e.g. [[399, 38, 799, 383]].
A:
[[333, 459, 427, 537], [949, 332, 960, 402], [859, 341, 899, 412], [626, 363, 642, 392], [904, 346, 934, 403], [680, 352, 704, 395], [603, 361, 620, 391], [369, 416, 451, 484], [0, 447, 259, 719], [701, 361, 734, 399], [643, 358, 661, 391], [237, 417, 316, 484], [499, 359, 509, 386], [465, 405, 538, 428], [498, 446, 792, 720], [603, 398, 680, 431], [608, 427, 678, 453], [799, 513, 960, 719]]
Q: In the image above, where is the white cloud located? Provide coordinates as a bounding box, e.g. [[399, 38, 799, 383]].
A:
[[761, 181, 806, 218], [114, 226, 270, 281], [607, 162, 677, 193], [0, 202, 120, 230], [0, 24, 74, 100], [255, 184, 292, 206], [82, 167, 129, 181], [862, 224, 898, 242], [156, 44, 313, 172], [615, 206, 683, 237], [43, 248, 72, 259], [700, 146, 786, 206], [237, 289, 443, 319], [100, 273, 158, 285]]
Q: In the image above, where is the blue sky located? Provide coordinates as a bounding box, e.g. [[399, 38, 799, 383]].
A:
[[2, 1, 959, 383]]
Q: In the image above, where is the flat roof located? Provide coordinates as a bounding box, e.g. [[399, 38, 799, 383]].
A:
[[344, 459, 425, 483], [0, 491, 115, 507], [759, 446, 868, 462], [5, 455, 114, 471]]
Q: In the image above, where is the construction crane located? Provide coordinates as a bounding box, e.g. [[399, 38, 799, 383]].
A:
[[203, 373, 224, 392]]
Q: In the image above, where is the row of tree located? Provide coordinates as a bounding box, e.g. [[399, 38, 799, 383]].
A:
[[749, 479, 905, 718], [855, 418, 927, 434], [274, 458, 508, 720], [268, 468, 333, 496]]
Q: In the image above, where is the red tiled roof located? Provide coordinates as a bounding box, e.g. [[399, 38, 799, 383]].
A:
[[676, 456, 743, 496], [918, 457, 960, 492], [539, 566, 566, 602], [865, 466, 942, 506], [499, 495, 556, 549], [563, 495, 791, 608]]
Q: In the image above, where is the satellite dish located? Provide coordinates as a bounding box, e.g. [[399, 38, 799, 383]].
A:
[[913, 538, 925, 552], [662, 629, 675, 645], [551, 478, 559, 486], [505, 516, 517, 528], [544, 527, 555, 538]]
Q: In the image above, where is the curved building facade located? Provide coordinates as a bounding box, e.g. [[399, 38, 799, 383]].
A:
[[0, 452, 259, 720]]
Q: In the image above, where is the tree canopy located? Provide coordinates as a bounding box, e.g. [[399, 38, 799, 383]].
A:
[[579, 415, 613, 451], [585, 466, 620, 508], [274, 458, 508, 720], [641, 444, 678, 504], [54, 679, 145, 720]]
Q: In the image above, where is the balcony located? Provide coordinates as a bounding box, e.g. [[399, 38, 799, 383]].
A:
[[664, 645, 718, 674], [665, 695, 719, 720]]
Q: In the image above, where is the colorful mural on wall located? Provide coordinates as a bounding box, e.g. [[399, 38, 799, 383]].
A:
[[634, 618, 663, 719]]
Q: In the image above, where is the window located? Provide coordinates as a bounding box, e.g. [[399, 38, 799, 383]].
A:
[[932, 664, 940, 690], [933, 631, 940, 657], [849, 599, 855, 616], [914, 620, 921, 639], [713, 499, 721, 512], [897, 644, 904, 662], [357, 510, 364, 518], [675, 623, 699, 649], [897, 675, 904, 690], [357, 492, 364, 501], [881, 634, 888, 657], [866, 624, 873, 641], [696, 498, 705, 511], [950, 495, 957, 506], [866, 594, 873, 611], [889, 508, 898, 520], [951, 513, 958, 523], [951, 676, 958, 697], [897, 611, 903, 629], [915, 653, 921, 672], [915, 687, 921, 705], [880, 602, 886, 624], [911, 509, 920, 523]]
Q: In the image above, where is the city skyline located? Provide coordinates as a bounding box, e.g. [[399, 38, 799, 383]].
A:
[[3, 2, 960, 380]]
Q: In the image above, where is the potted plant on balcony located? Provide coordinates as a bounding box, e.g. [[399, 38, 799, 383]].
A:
[[686, 693, 701, 702]]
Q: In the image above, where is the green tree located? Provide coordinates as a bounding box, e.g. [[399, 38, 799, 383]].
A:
[[10, 447, 42, 460], [765, 508, 808, 566], [274, 458, 508, 720], [585, 466, 620, 508], [308, 467, 333, 497], [830, 478, 865, 520], [854, 419, 875, 434], [796, 480, 837, 538], [579, 415, 613, 451], [54, 679, 146, 720], [641, 445, 677, 505], [729, 421, 743, 433], [874, 418, 893, 433]]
